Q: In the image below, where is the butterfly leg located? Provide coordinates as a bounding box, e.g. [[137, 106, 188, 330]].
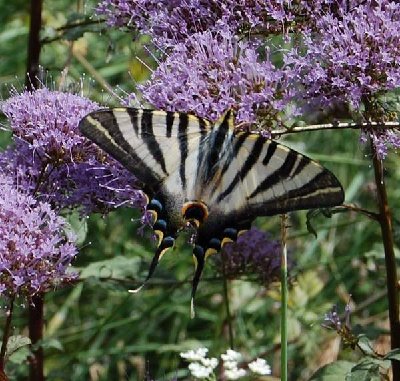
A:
[[129, 236, 175, 293], [190, 245, 206, 318]]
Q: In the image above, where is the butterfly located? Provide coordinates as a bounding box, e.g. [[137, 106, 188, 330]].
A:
[[79, 108, 344, 315]]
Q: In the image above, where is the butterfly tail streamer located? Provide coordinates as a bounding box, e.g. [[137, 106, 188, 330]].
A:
[[129, 237, 175, 293], [190, 247, 206, 318]]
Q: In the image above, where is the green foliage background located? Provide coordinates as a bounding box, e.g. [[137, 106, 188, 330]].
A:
[[1, 1, 399, 380]]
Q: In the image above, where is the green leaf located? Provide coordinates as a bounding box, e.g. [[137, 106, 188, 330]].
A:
[[356, 335, 376, 356], [39, 338, 63, 351], [309, 361, 355, 380], [8, 346, 30, 365], [76, 256, 142, 280], [346, 359, 381, 381], [64, 211, 88, 246], [384, 348, 400, 361], [6, 335, 31, 365]]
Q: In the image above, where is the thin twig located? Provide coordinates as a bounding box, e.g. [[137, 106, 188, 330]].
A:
[[26, 0, 43, 90], [371, 141, 400, 378], [340, 203, 380, 221], [26, 2, 45, 380], [271, 121, 400, 138], [0, 297, 15, 370], [28, 295, 44, 381]]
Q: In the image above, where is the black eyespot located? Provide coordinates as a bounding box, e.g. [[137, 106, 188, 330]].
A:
[[193, 245, 205, 257], [223, 228, 238, 240], [162, 236, 175, 248], [148, 199, 163, 213], [208, 238, 221, 250], [154, 219, 167, 232]]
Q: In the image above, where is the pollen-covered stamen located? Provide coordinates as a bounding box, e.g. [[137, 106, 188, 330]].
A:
[[182, 201, 209, 228]]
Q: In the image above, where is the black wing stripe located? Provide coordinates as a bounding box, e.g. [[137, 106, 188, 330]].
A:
[[178, 113, 189, 189], [249, 149, 298, 199], [262, 140, 278, 166], [196, 117, 210, 180], [140, 110, 169, 175], [127, 108, 140, 137], [166, 111, 174, 138], [217, 135, 264, 202], [219, 132, 249, 179], [252, 171, 344, 214], [206, 112, 231, 177], [290, 155, 311, 178], [79, 110, 160, 191]]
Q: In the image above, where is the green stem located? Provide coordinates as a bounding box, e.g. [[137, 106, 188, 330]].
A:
[[222, 276, 234, 349], [0, 297, 15, 371], [371, 142, 400, 378], [280, 214, 288, 381]]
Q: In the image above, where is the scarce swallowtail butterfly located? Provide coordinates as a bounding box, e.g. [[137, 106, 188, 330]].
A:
[[79, 108, 344, 315]]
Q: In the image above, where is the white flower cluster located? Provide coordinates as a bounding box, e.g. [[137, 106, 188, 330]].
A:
[[180, 347, 218, 379], [248, 358, 272, 376], [180, 347, 272, 380], [221, 349, 247, 380]]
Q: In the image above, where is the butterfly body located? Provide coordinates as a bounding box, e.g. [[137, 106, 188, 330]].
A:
[[79, 108, 344, 312]]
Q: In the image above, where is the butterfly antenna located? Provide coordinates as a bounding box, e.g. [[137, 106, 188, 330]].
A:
[[129, 237, 174, 293], [190, 247, 206, 319]]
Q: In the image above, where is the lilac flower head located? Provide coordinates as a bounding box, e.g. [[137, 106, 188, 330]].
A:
[[1, 87, 145, 214], [215, 228, 285, 284], [0, 172, 77, 298], [285, 1, 400, 112], [96, 0, 293, 47], [361, 127, 400, 160], [140, 29, 291, 128]]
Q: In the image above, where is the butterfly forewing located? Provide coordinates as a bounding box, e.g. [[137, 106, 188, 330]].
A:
[[80, 108, 211, 195]]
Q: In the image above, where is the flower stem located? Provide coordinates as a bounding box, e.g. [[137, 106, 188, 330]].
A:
[[28, 294, 44, 381], [221, 253, 234, 349], [371, 142, 400, 377], [0, 297, 15, 371], [26, 0, 43, 90], [222, 276, 234, 349], [280, 214, 288, 381]]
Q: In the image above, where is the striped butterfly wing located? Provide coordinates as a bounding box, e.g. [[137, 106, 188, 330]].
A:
[[80, 108, 215, 287], [79, 108, 211, 194], [80, 108, 344, 312], [188, 111, 344, 303]]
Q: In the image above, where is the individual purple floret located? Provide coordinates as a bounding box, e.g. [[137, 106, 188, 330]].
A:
[[0, 172, 77, 298], [1, 88, 146, 215]]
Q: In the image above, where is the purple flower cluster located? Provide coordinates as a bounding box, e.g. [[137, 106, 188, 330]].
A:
[[97, 0, 400, 157], [285, 1, 400, 111], [140, 29, 290, 126], [1, 88, 145, 214], [215, 228, 284, 284], [0, 172, 77, 298], [96, 0, 287, 47], [322, 303, 358, 348]]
